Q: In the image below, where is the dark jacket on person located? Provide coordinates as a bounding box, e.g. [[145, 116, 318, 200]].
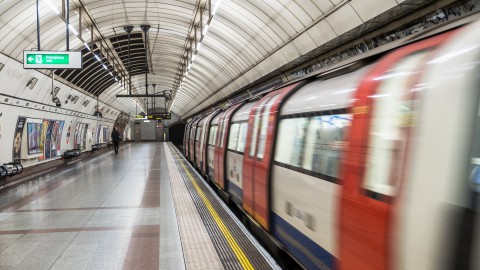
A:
[[111, 129, 121, 142]]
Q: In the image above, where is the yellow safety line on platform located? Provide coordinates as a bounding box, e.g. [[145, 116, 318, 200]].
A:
[[180, 161, 254, 270]]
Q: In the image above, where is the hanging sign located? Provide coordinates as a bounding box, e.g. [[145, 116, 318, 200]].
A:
[[23, 51, 83, 69]]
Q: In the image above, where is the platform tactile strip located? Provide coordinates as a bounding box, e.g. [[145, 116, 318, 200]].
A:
[[164, 144, 224, 270], [166, 143, 277, 270]]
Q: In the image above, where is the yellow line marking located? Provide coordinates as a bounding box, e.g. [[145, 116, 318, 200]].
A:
[[179, 161, 254, 270]]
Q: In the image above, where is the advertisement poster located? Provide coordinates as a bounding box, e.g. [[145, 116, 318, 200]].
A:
[[27, 122, 42, 155], [56, 121, 64, 156], [38, 119, 49, 160], [44, 120, 54, 160], [74, 122, 81, 149], [12, 116, 26, 163], [82, 123, 89, 150], [96, 125, 101, 144], [78, 123, 85, 150], [66, 125, 71, 144], [103, 127, 109, 143], [50, 121, 59, 158]]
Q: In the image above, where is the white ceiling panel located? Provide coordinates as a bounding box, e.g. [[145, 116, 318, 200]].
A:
[[326, 4, 363, 36], [292, 31, 317, 55], [350, 0, 397, 22], [0, 0, 409, 118], [307, 20, 337, 46]]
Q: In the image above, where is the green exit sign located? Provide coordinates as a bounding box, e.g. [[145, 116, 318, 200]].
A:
[[23, 51, 82, 69]]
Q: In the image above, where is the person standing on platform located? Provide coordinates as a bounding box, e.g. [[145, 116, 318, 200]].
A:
[[111, 126, 121, 154]]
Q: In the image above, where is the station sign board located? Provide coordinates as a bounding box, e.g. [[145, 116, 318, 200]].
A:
[[23, 51, 83, 69], [147, 113, 171, 120], [134, 115, 146, 119]]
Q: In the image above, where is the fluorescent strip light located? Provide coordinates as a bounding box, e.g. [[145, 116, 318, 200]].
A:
[[212, 0, 222, 15], [94, 55, 101, 61], [84, 43, 91, 51], [202, 25, 209, 36]]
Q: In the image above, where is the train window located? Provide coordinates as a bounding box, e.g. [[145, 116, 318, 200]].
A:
[[362, 52, 425, 197], [237, 122, 248, 153], [219, 119, 227, 148], [228, 123, 240, 151], [208, 125, 217, 146], [249, 97, 272, 158], [199, 122, 207, 152], [257, 95, 280, 159], [275, 117, 308, 167], [303, 114, 351, 178], [190, 126, 195, 140], [195, 127, 202, 141]]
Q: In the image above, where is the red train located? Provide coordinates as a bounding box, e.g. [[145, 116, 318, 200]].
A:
[[183, 18, 480, 270]]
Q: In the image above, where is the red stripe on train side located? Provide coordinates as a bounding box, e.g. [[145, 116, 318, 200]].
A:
[[338, 32, 455, 270]]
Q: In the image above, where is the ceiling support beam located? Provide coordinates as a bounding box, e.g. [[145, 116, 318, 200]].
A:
[[116, 94, 170, 98]]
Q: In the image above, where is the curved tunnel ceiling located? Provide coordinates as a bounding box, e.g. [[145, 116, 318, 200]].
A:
[[0, 0, 427, 119]]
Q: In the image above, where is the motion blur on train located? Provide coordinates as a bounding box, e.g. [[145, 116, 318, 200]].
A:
[[182, 17, 480, 270]]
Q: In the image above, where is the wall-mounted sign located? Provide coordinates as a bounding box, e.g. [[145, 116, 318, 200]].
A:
[[134, 115, 146, 119], [23, 51, 83, 69]]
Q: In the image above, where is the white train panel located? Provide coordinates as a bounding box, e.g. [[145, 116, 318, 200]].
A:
[[271, 165, 339, 257], [226, 150, 244, 205]]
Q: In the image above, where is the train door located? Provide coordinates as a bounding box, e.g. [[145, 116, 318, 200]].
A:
[[189, 118, 200, 162], [195, 117, 206, 167], [208, 113, 223, 181], [184, 121, 192, 156], [338, 33, 452, 270], [197, 117, 209, 172], [243, 83, 300, 229], [213, 104, 243, 190], [201, 111, 220, 175], [134, 122, 141, 142]]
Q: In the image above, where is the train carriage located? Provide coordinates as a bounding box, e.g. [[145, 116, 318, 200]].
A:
[[208, 112, 224, 181], [243, 82, 303, 230], [195, 117, 207, 169], [184, 120, 193, 157], [213, 103, 245, 192], [271, 66, 371, 270], [188, 117, 202, 163], [199, 111, 221, 175], [225, 102, 256, 205], [389, 25, 480, 270], [339, 31, 454, 270]]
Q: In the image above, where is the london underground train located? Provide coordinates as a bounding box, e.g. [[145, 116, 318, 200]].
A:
[[183, 18, 480, 270]]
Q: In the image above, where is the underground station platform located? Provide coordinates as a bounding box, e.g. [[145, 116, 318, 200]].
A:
[[0, 142, 280, 270]]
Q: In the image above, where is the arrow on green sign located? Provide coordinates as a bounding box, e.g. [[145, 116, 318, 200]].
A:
[[26, 54, 70, 65]]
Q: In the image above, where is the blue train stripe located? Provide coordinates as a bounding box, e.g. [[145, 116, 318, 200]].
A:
[[271, 213, 334, 270], [226, 179, 243, 205]]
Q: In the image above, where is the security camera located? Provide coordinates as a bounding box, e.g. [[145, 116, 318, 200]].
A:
[[55, 101, 62, 107]]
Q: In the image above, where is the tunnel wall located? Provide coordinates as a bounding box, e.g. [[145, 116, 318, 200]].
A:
[[0, 53, 121, 166], [169, 122, 186, 146]]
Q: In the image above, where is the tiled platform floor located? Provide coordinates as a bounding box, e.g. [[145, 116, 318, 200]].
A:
[[0, 142, 278, 270]]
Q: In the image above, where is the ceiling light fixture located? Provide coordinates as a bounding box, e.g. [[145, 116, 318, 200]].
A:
[[171, 0, 223, 112], [43, 0, 123, 86]]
